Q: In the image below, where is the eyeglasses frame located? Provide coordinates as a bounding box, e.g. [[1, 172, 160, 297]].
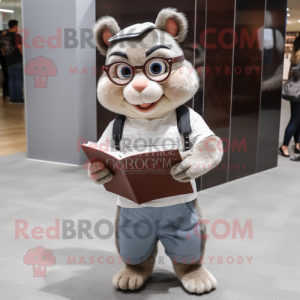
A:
[[101, 55, 185, 86]]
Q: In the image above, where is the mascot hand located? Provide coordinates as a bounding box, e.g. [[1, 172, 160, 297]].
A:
[[88, 161, 113, 185], [170, 136, 223, 182]]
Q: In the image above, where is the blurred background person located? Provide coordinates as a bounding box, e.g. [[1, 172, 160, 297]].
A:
[[0, 29, 10, 100], [0, 20, 23, 104], [280, 36, 300, 157]]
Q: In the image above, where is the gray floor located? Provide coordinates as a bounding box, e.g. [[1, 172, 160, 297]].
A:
[[0, 149, 300, 300]]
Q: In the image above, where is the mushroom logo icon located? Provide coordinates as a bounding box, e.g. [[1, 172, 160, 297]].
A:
[[23, 246, 56, 277], [24, 56, 58, 88]]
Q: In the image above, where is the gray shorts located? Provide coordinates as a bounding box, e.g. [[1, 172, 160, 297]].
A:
[[117, 202, 202, 265]]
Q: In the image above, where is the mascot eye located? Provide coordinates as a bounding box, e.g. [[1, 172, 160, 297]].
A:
[[116, 64, 132, 79], [35, 67, 38, 70], [43, 67, 47, 71], [145, 58, 169, 81], [109, 63, 133, 85], [148, 59, 166, 76]]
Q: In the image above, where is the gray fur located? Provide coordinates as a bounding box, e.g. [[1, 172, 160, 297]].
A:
[[94, 16, 121, 55], [171, 136, 224, 182], [155, 7, 188, 43], [106, 28, 183, 65], [112, 243, 158, 290], [88, 163, 113, 184]]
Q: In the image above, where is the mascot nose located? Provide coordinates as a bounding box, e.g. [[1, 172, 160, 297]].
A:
[[132, 78, 148, 92]]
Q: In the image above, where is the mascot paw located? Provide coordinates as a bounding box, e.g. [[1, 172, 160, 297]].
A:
[[170, 154, 205, 182], [113, 267, 145, 291], [88, 161, 113, 184], [181, 266, 217, 294], [171, 136, 224, 182], [170, 157, 196, 182]]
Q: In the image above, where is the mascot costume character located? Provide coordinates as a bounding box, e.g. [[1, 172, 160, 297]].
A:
[[88, 8, 223, 295]]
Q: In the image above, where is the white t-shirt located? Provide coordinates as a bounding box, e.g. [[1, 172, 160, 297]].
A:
[[97, 108, 214, 208]]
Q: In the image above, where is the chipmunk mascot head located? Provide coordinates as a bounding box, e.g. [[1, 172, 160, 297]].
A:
[[89, 7, 223, 295]]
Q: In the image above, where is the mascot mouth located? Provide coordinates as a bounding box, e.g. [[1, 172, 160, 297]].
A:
[[133, 95, 163, 113]]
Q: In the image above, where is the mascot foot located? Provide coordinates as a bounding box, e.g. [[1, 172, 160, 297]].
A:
[[112, 265, 150, 291], [174, 264, 217, 294]]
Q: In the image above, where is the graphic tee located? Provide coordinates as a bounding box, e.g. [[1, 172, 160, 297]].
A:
[[97, 108, 214, 208], [0, 32, 22, 66]]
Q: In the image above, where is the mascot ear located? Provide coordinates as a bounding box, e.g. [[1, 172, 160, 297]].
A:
[[94, 16, 121, 55], [155, 8, 188, 43]]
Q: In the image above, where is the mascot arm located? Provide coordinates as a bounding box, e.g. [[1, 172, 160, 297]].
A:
[[170, 136, 223, 182], [87, 122, 114, 185]]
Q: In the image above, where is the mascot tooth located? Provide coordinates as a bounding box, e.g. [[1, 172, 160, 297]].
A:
[[89, 7, 223, 295]]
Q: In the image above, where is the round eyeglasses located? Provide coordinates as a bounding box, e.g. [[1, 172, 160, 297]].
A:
[[101, 55, 185, 86]]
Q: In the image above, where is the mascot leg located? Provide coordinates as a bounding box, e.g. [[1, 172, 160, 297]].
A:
[[173, 262, 217, 294], [112, 245, 158, 290], [113, 206, 158, 290], [172, 200, 217, 294]]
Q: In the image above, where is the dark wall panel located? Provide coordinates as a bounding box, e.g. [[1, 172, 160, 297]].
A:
[[194, 0, 207, 191], [194, 0, 207, 117], [228, 0, 266, 181], [256, 0, 288, 172], [201, 0, 236, 189], [95, 0, 288, 191]]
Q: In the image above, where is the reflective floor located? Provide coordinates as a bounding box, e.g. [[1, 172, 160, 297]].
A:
[[0, 151, 299, 299], [0, 96, 26, 157]]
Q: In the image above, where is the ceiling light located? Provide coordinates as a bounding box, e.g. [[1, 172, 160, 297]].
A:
[[287, 8, 289, 11], [0, 9, 14, 13], [298, 20, 300, 23], [287, 13, 290, 17]]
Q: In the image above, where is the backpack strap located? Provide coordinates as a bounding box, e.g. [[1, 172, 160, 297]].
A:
[[176, 105, 192, 151], [112, 105, 192, 151], [112, 114, 126, 151]]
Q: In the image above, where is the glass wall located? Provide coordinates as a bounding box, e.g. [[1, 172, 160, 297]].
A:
[[0, 0, 22, 30]]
